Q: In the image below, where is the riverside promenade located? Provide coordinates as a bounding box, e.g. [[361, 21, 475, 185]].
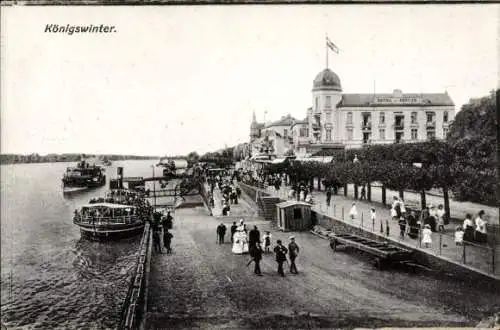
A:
[[144, 185, 500, 329], [263, 184, 499, 277]]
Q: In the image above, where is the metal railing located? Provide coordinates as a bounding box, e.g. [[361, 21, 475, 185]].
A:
[[120, 222, 151, 329], [75, 215, 138, 224], [263, 185, 498, 275]]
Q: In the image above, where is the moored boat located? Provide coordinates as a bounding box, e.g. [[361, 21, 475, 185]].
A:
[[73, 190, 153, 240], [62, 159, 106, 193]]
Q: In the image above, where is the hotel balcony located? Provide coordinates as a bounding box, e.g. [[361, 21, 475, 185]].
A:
[[393, 123, 405, 130], [362, 123, 372, 131], [426, 121, 436, 128]]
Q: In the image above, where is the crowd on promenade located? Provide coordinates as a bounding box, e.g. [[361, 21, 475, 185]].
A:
[[151, 210, 174, 255], [216, 218, 300, 277], [240, 171, 492, 248], [206, 170, 302, 277]]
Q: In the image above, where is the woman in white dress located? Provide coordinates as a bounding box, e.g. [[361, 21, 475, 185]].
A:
[[349, 202, 358, 220], [421, 224, 432, 248], [232, 219, 249, 254]]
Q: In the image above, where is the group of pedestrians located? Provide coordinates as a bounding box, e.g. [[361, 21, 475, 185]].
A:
[[152, 210, 174, 254], [216, 219, 301, 277]]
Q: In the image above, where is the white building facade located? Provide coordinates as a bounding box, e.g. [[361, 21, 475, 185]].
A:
[[250, 68, 455, 158]]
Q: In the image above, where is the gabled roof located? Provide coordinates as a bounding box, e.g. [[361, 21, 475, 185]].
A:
[[276, 201, 312, 208], [290, 118, 308, 128], [264, 115, 297, 128], [339, 93, 454, 107]]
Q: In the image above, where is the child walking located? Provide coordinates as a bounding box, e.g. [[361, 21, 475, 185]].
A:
[[263, 231, 272, 253], [349, 202, 358, 220], [454, 226, 464, 246], [422, 224, 432, 248]]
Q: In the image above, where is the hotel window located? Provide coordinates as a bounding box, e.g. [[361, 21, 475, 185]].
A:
[[427, 130, 436, 140], [325, 112, 332, 122], [395, 131, 404, 143], [443, 127, 449, 138], [427, 112, 435, 123], [379, 128, 385, 140], [362, 113, 371, 127], [411, 112, 417, 124], [411, 128, 418, 140], [347, 112, 353, 124], [379, 112, 385, 124], [299, 127, 306, 137], [443, 111, 449, 123], [284, 129, 288, 138], [305, 127, 309, 137], [326, 128, 332, 141], [347, 128, 353, 140], [325, 96, 331, 108], [363, 132, 371, 144], [315, 97, 319, 111]]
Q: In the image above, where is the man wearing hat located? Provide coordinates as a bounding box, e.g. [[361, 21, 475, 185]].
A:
[[288, 236, 300, 274], [273, 240, 288, 277]]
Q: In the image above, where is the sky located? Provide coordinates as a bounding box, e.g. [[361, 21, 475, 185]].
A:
[[1, 5, 498, 156]]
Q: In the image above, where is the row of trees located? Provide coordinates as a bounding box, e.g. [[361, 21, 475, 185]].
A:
[[263, 136, 497, 222]]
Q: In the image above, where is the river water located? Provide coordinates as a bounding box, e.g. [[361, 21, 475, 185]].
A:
[[1, 159, 160, 329]]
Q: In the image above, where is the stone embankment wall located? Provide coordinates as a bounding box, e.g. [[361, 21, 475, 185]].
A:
[[119, 223, 152, 330], [313, 211, 499, 291], [239, 183, 283, 221], [241, 183, 499, 291]]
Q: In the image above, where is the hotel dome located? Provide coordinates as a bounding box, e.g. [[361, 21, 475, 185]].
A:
[[312, 68, 342, 92]]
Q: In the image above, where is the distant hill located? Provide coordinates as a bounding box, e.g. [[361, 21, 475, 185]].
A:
[[0, 153, 159, 165]]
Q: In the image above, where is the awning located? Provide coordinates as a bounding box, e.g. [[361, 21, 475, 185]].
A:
[[294, 156, 334, 163], [271, 158, 287, 164]]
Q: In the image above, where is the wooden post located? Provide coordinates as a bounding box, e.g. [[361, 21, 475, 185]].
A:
[[333, 205, 336, 216], [420, 190, 427, 209], [372, 216, 375, 231], [342, 207, 345, 220], [443, 187, 450, 224], [317, 177, 321, 191], [492, 237, 496, 274], [382, 185, 386, 206], [354, 184, 359, 200], [462, 243, 466, 264], [361, 212, 364, 228], [398, 189, 404, 200], [367, 183, 372, 201], [439, 234, 442, 255], [344, 183, 348, 197]]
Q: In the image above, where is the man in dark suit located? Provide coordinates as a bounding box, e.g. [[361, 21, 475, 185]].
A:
[[230, 222, 237, 243], [216, 222, 227, 244], [274, 240, 288, 277], [248, 243, 263, 276], [248, 225, 260, 249], [288, 236, 300, 274]]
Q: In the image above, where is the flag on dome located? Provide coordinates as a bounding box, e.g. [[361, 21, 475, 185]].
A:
[[326, 37, 339, 54]]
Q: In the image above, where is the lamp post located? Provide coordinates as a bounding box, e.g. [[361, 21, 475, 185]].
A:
[[151, 165, 156, 211]]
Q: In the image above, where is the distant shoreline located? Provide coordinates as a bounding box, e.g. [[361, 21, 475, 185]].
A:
[[0, 154, 159, 165]]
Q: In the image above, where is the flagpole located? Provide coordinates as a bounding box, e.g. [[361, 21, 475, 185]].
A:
[[325, 34, 329, 69]]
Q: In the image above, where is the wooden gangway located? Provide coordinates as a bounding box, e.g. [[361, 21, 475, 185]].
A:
[[328, 232, 415, 270]]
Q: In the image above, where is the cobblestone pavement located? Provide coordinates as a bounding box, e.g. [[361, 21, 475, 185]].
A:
[[266, 186, 499, 277], [146, 197, 499, 329]]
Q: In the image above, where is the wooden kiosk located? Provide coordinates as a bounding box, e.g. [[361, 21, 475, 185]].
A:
[[276, 201, 312, 231]]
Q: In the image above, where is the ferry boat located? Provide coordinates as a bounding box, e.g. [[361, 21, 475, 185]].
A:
[[102, 158, 112, 166], [62, 159, 106, 193], [73, 190, 153, 240]]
